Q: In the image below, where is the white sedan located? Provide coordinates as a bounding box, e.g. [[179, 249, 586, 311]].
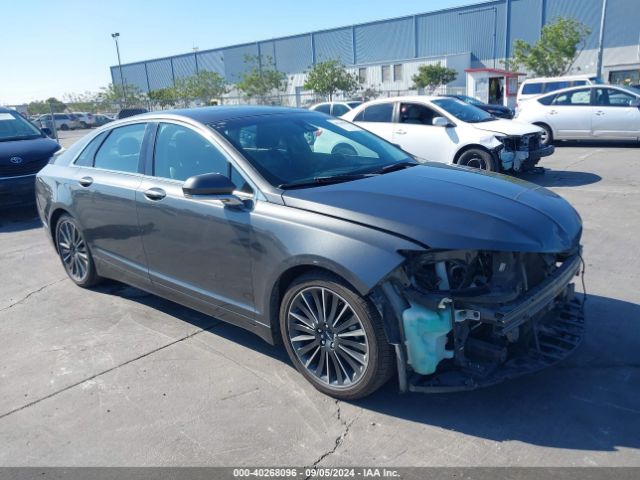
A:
[[515, 85, 640, 144], [336, 96, 553, 172]]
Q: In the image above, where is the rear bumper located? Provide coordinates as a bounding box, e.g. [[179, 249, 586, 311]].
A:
[[0, 174, 36, 207]]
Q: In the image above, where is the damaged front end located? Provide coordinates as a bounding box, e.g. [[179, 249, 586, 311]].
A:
[[374, 247, 584, 393], [495, 133, 555, 172]]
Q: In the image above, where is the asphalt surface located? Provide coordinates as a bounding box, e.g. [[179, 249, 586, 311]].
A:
[[0, 129, 639, 467]]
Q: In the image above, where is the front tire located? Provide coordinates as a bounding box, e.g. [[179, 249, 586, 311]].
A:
[[55, 214, 100, 288], [280, 272, 394, 400], [457, 148, 496, 171], [536, 123, 553, 145]]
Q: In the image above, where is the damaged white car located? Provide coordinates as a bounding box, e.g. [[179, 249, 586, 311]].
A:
[[337, 96, 555, 172]]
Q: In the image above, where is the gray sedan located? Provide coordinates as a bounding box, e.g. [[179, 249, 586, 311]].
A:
[[35, 106, 584, 399]]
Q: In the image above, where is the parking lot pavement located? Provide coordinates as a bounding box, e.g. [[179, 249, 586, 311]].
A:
[[0, 141, 639, 467]]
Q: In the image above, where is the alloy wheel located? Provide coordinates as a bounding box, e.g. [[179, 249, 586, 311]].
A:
[[57, 220, 89, 282], [287, 286, 369, 388]]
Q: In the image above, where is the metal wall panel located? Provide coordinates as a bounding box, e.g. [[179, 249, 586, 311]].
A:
[[120, 63, 148, 93], [416, 1, 505, 64], [110, 66, 122, 87], [274, 35, 312, 73], [259, 40, 276, 67], [546, 0, 603, 49], [509, 0, 542, 49], [172, 54, 197, 79], [314, 28, 354, 64], [196, 50, 225, 76], [146, 59, 174, 90], [223, 43, 258, 82], [355, 17, 414, 63], [603, 0, 640, 48]]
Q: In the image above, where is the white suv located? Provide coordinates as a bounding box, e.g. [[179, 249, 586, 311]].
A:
[[515, 85, 640, 143], [333, 96, 554, 172]]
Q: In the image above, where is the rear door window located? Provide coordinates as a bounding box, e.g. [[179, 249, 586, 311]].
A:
[[551, 88, 591, 106], [75, 132, 108, 167], [353, 103, 394, 122], [94, 123, 147, 173], [522, 83, 543, 95]]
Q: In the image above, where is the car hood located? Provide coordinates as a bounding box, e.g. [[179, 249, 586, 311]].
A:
[[0, 137, 60, 164], [472, 118, 543, 136], [282, 164, 582, 253]]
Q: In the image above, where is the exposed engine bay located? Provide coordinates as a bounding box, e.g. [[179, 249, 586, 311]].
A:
[[375, 248, 584, 392], [496, 132, 555, 172]]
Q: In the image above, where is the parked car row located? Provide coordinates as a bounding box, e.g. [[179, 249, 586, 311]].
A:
[[35, 112, 114, 131]]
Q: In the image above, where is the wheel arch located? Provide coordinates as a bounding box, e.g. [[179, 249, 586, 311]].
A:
[[48, 207, 71, 251]]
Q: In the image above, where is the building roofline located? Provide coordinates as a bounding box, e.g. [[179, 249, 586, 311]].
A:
[[111, 0, 501, 69]]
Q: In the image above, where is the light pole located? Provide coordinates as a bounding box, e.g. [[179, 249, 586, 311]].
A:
[[111, 33, 127, 105]]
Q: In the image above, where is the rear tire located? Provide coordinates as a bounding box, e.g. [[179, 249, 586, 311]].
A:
[[55, 214, 100, 288], [60, 124, 69, 131], [457, 148, 495, 171], [536, 123, 553, 145], [280, 271, 394, 400]]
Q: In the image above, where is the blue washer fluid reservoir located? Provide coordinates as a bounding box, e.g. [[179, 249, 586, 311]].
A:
[[402, 300, 454, 375]]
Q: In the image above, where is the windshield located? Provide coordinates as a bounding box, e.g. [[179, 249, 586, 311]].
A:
[[458, 95, 484, 106], [432, 98, 495, 123], [0, 111, 43, 142], [209, 112, 415, 189]]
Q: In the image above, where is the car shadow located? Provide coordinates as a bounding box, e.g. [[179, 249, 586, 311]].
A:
[[516, 169, 602, 187], [93, 284, 639, 452], [0, 204, 41, 233]]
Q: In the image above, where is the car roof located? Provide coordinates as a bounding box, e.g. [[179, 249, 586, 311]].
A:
[[535, 84, 636, 98], [522, 74, 597, 83], [136, 105, 307, 123]]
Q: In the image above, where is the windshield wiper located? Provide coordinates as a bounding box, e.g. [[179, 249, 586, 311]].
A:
[[373, 160, 419, 174], [278, 174, 373, 189]]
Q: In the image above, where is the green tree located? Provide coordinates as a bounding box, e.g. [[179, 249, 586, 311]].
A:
[[182, 71, 229, 103], [509, 17, 591, 76], [97, 83, 146, 108], [237, 55, 287, 104], [63, 91, 99, 113], [148, 87, 179, 108], [28, 98, 67, 115], [303, 60, 359, 101], [411, 63, 458, 92]]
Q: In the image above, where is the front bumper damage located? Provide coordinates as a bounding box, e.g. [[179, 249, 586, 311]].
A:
[[374, 248, 584, 393], [493, 133, 555, 172]]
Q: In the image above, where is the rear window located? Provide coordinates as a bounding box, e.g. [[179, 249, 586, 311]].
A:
[[354, 103, 393, 123], [522, 83, 543, 95], [312, 104, 331, 114]]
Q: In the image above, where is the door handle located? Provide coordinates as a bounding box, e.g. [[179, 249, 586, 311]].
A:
[[78, 176, 93, 187], [395, 129, 407, 135], [595, 110, 605, 116], [144, 188, 166, 201], [549, 110, 558, 115]]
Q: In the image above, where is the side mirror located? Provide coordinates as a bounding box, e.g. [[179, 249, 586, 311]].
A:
[[182, 172, 243, 207], [41, 127, 53, 138], [432, 116, 452, 127]]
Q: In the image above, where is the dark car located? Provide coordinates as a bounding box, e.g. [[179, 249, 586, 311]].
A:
[[0, 107, 61, 207], [94, 114, 114, 127], [439, 94, 514, 119], [35, 107, 584, 399], [117, 108, 148, 119]]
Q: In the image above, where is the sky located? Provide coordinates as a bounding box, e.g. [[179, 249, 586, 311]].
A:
[[0, 0, 473, 105]]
